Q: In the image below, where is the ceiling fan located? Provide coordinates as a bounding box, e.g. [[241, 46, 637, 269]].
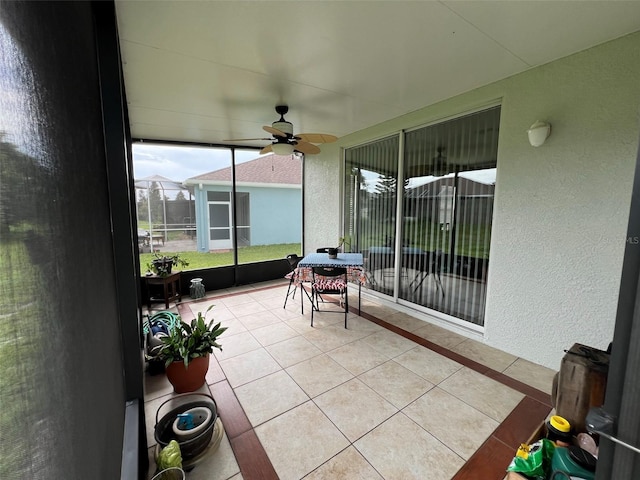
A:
[[225, 105, 338, 155], [406, 146, 454, 178]]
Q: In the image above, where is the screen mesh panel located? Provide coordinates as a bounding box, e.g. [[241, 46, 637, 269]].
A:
[[1, 3, 126, 478]]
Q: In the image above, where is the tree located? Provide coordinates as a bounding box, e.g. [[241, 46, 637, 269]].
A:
[[0, 134, 50, 236], [148, 181, 163, 224], [136, 189, 148, 224], [374, 174, 397, 197]]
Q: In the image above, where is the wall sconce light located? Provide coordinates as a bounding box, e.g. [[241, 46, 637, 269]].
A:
[[271, 142, 294, 155], [527, 121, 551, 147]]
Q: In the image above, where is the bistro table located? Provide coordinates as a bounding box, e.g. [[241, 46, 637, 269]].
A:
[[144, 271, 181, 309], [297, 252, 365, 314]]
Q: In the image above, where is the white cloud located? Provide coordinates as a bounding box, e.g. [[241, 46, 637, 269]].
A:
[[132, 143, 263, 182]]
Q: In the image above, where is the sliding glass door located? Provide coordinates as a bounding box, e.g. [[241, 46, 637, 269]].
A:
[[344, 106, 500, 327], [344, 135, 400, 289]]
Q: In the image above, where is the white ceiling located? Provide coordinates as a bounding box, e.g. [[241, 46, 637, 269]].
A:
[[115, 1, 640, 149]]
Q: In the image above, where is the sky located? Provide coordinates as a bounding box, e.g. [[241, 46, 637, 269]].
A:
[[132, 143, 265, 182], [132, 143, 495, 192], [365, 168, 496, 191]]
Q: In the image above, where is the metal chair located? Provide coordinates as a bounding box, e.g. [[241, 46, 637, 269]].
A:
[[311, 266, 349, 328], [408, 250, 445, 297], [283, 253, 302, 308]]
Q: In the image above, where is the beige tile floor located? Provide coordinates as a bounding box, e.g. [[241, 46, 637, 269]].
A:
[[144, 280, 556, 480]]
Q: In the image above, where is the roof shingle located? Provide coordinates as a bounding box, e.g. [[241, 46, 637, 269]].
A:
[[188, 154, 301, 185]]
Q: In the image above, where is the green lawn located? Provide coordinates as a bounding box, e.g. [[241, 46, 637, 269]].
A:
[[139, 243, 301, 274], [0, 239, 42, 477], [357, 221, 491, 259]]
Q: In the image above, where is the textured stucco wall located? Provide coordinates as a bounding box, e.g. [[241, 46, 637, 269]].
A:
[[305, 32, 640, 369], [484, 33, 640, 368], [304, 145, 344, 253]]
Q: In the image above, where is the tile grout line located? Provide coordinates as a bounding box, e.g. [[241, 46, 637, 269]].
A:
[[177, 302, 279, 479], [353, 307, 552, 479], [356, 308, 552, 405], [167, 285, 549, 480]]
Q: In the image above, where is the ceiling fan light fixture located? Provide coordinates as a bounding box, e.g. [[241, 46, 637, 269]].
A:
[[272, 119, 293, 136], [271, 142, 294, 155]]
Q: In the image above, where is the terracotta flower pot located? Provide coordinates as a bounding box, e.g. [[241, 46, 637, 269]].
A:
[[165, 355, 209, 393]]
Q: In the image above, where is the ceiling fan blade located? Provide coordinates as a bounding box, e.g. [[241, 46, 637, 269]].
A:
[[296, 133, 338, 144], [260, 144, 273, 155], [223, 137, 272, 142], [294, 141, 321, 155], [263, 125, 287, 138]]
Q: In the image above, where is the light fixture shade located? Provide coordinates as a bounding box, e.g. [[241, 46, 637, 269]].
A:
[[527, 121, 551, 147], [271, 142, 294, 155]]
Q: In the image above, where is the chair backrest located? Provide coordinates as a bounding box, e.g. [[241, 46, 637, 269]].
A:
[[286, 254, 301, 271], [312, 266, 347, 278], [400, 251, 443, 273]]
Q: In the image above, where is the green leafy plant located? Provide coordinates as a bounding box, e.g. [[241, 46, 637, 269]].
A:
[[158, 305, 227, 367], [146, 252, 189, 276], [328, 236, 351, 257], [337, 236, 350, 250]]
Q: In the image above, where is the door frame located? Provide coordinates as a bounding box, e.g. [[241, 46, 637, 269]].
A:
[[207, 199, 233, 249]]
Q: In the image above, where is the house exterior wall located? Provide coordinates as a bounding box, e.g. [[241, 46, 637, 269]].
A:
[[193, 184, 301, 251], [306, 31, 640, 369], [246, 185, 302, 245]]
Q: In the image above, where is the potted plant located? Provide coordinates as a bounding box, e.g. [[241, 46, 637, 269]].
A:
[[328, 236, 349, 259], [158, 305, 227, 393], [147, 252, 190, 277]]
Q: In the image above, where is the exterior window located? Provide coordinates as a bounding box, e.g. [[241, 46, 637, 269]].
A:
[[207, 191, 230, 202], [344, 106, 500, 326]]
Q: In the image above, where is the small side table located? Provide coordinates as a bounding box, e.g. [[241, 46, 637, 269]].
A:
[[145, 272, 181, 309]]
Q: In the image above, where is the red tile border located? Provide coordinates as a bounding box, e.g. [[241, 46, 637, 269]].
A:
[[359, 309, 552, 404], [360, 310, 494, 373], [492, 396, 551, 450], [209, 379, 252, 441], [453, 397, 551, 479], [165, 285, 552, 480], [230, 430, 279, 480], [451, 435, 517, 480], [358, 305, 553, 479]]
